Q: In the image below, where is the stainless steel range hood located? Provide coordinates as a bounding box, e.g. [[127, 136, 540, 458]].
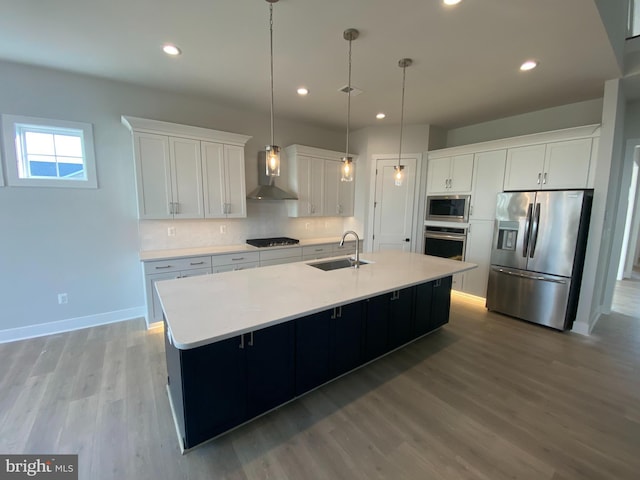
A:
[[247, 151, 298, 200]]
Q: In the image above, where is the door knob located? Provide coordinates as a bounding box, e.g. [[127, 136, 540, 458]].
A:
[[404, 238, 410, 242]]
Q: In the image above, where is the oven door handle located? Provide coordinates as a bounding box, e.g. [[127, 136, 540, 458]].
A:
[[424, 233, 466, 241]]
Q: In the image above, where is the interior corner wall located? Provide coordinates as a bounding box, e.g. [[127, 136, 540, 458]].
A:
[[594, 0, 629, 72], [444, 99, 604, 147], [571, 79, 626, 335], [0, 60, 344, 338]]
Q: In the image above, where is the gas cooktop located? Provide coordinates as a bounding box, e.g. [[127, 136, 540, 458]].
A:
[[246, 237, 300, 248]]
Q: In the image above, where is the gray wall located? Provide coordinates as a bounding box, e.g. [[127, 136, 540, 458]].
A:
[[0, 60, 344, 337], [444, 99, 604, 147]]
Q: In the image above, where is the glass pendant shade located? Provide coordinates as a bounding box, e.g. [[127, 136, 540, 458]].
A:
[[394, 165, 405, 186], [341, 156, 354, 182], [266, 145, 280, 176]]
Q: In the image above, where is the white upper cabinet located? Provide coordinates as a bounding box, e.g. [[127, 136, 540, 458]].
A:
[[133, 132, 173, 219], [470, 149, 506, 221], [122, 116, 251, 220], [427, 154, 474, 193], [543, 138, 593, 189], [202, 142, 247, 218], [324, 160, 355, 216], [169, 137, 205, 219], [132, 133, 203, 219], [286, 144, 356, 218], [504, 138, 592, 191]]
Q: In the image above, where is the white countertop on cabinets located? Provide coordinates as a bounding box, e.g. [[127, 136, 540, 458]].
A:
[[139, 236, 351, 262], [156, 251, 476, 350]]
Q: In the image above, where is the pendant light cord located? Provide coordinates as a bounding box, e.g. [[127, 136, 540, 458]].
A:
[[398, 62, 406, 168], [269, 3, 275, 146], [346, 36, 352, 157]]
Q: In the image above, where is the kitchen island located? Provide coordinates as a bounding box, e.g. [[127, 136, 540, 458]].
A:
[[157, 250, 475, 451]]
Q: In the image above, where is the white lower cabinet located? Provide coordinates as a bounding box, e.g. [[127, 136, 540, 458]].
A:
[[211, 252, 260, 273], [302, 244, 334, 260], [144, 256, 213, 325], [259, 247, 302, 267], [461, 220, 494, 298]]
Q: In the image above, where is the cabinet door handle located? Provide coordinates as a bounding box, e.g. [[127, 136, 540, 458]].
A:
[[239, 334, 244, 349], [337, 306, 342, 318], [331, 308, 337, 319], [543, 172, 547, 184], [469, 205, 473, 216], [537, 173, 542, 185], [248, 331, 254, 347]]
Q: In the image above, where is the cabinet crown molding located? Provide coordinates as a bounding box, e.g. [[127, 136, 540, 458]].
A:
[[121, 116, 251, 146], [429, 124, 600, 159], [285, 144, 357, 162]]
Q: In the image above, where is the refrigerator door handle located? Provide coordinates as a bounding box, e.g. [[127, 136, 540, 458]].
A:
[[523, 203, 533, 258], [495, 268, 567, 284], [529, 203, 541, 258]]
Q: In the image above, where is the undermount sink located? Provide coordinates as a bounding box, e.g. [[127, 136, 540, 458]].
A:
[[307, 257, 370, 271]]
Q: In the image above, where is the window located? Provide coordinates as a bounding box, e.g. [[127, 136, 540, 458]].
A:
[[1, 114, 97, 188]]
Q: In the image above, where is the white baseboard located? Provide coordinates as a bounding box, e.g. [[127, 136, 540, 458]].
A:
[[571, 308, 602, 336], [0, 306, 146, 344]]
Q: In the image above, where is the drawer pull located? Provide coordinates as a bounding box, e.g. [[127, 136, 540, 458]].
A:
[[231, 257, 245, 261], [155, 265, 172, 269], [189, 261, 205, 266]]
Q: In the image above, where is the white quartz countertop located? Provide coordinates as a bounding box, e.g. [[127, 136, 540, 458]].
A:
[[139, 236, 350, 261], [157, 251, 476, 350]]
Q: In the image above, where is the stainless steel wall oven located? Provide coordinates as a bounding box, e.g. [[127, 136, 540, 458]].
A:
[[424, 226, 467, 261]]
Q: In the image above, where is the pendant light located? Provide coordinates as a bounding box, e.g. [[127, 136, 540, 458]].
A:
[[394, 58, 412, 186], [341, 28, 359, 183], [265, 0, 280, 176]]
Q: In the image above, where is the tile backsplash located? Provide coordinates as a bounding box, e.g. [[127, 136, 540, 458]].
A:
[[139, 200, 360, 251]]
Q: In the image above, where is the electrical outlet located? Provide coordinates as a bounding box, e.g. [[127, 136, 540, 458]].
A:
[[168, 227, 176, 237], [58, 293, 68, 305], [220, 225, 227, 234]]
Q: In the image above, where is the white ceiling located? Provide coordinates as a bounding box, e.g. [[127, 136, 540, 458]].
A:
[[0, 0, 622, 131]]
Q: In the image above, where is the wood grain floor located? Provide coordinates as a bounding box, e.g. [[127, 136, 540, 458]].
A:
[[1, 282, 639, 479]]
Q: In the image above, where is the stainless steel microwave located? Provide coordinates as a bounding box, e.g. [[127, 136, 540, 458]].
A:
[[426, 195, 471, 223]]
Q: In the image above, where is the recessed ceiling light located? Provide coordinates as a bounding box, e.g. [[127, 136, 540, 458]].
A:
[[376, 113, 386, 119], [520, 60, 538, 71], [162, 44, 182, 56], [297, 87, 309, 96], [443, 0, 462, 6]]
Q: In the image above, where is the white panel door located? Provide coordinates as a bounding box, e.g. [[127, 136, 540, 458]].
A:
[[372, 157, 417, 252], [309, 157, 325, 216], [427, 156, 451, 193]]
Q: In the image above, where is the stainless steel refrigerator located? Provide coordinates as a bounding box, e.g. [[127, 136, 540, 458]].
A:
[[486, 190, 592, 330]]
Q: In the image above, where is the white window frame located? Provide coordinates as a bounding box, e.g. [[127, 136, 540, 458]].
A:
[[1, 114, 97, 188]]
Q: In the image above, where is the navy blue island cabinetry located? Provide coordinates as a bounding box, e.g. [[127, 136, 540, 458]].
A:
[[165, 276, 452, 451]]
